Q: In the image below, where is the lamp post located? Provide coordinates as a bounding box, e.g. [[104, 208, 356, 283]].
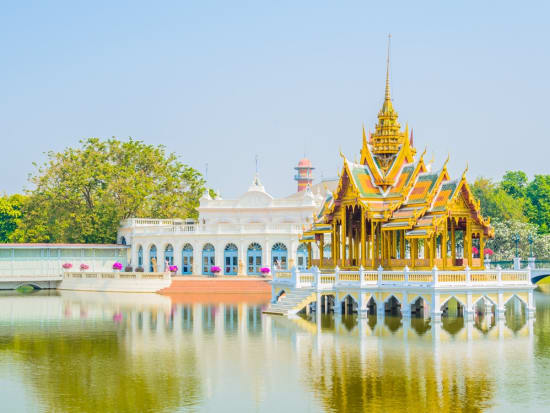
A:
[[514, 234, 520, 258], [528, 234, 533, 258]]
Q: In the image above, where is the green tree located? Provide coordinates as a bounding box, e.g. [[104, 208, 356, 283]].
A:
[[471, 177, 527, 223], [12, 138, 207, 243], [0, 194, 26, 242], [500, 170, 528, 199], [526, 175, 550, 233]]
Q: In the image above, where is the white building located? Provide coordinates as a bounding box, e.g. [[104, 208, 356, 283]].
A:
[[118, 172, 336, 276]]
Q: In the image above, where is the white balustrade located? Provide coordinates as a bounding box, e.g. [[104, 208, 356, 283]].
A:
[[270, 266, 532, 290]]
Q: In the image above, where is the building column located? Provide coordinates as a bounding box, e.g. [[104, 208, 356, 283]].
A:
[[361, 208, 366, 267], [341, 207, 347, 267], [319, 234, 324, 267], [466, 218, 472, 267], [442, 222, 448, 270], [307, 242, 312, 269], [479, 233, 485, 269], [264, 240, 271, 268], [174, 243, 183, 275], [451, 219, 456, 265], [370, 221, 375, 265]]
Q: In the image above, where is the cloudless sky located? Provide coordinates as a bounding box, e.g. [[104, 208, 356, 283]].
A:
[[1, 1, 549, 198]]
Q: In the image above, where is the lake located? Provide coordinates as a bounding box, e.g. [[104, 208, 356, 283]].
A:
[[0, 289, 548, 412]]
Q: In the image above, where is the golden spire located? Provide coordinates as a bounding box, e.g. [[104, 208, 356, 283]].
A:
[[385, 33, 391, 101], [371, 34, 406, 167]]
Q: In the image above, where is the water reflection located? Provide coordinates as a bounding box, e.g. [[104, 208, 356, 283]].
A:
[[0, 290, 545, 412]]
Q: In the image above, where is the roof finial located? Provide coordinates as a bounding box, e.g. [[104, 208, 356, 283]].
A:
[[385, 33, 391, 101]]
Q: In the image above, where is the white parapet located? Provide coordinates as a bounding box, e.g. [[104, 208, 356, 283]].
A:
[[58, 271, 172, 293]]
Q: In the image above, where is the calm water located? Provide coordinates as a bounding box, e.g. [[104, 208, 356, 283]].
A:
[[0, 290, 549, 412]]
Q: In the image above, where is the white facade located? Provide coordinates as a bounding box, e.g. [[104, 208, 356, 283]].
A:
[[118, 175, 336, 275]]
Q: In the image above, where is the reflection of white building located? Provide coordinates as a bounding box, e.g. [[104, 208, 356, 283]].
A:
[[118, 169, 337, 276]]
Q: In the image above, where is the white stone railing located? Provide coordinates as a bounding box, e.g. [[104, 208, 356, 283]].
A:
[[121, 221, 303, 235], [64, 271, 171, 280], [272, 266, 532, 290]]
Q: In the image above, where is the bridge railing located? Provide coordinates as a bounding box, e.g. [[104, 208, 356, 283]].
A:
[[64, 271, 171, 280], [272, 265, 532, 290]]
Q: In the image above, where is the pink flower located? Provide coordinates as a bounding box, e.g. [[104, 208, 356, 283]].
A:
[[211, 266, 221, 273], [483, 248, 494, 256], [169, 265, 178, 272], [80, 263, 89, 270], [62, 263, 73, 269], [112, 262, 123, 270], [260, 267, 271, 274]]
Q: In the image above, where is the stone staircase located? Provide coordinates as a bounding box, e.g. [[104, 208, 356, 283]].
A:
[[263, 289, 315, 316]]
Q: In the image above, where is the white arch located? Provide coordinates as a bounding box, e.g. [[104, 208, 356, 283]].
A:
[[473, 295, 496, 307], [439, 295, 465, 309], [339, 293, 358, 306], [504, 293, 528, 307], [384, 294, 402, 305]]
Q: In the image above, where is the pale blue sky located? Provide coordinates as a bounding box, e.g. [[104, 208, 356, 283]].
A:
[[1, 1, 549, 198]]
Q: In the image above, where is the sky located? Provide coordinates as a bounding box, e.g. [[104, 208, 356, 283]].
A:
[[0, 1, 549, 198]]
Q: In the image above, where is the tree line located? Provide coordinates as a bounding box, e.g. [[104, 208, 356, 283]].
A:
[[0, 138, 209, 244], [472, 171, 550, 259]]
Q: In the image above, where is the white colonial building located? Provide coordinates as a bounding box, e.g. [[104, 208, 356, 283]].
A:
[[118, 172, 336, 276]]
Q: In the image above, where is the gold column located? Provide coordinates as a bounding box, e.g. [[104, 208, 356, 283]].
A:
[[411, 239, 417, 269], [479, 232, 485, 269], [466, 218, 472, 267], [320, 234, 324, 267], [341, 207, 346, 267], [307, 242, 312, 269], [451, 218, 456, 265], [361, 208, 366, 267], [370, 221, 375, 266], [331, 225, 336, 266], [399, 230, 405, 260], [432, 235, 435, 268], [442, 222, 448, 269]]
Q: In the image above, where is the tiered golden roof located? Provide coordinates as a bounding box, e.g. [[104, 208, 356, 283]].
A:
[[301, 40, 493, 270]]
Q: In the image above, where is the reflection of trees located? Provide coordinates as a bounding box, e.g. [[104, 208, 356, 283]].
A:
[[441, 316, 464, 336], [410, 317, 431, 335], [341, 315, 358, 332], [0, 324, 201, 413], [384, 316, 402, 333], [302, 341, 494, 412]]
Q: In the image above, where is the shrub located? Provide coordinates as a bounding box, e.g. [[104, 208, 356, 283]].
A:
[[124, 265, 133, 272], [79, 263, 89, 270], [112, 262, 123, 270], [136, 266, 144, 272]]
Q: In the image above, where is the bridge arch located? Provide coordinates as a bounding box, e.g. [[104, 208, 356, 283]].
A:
[[384, 295, 402, 316], [15, 283, 42, 290], [340, 294, 358, 315], [504, 293, 528, 307], [410, 295, 430, 318], [440, 296, 465, 318]]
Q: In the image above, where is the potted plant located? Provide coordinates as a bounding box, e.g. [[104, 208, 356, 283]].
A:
[[62, 263, 73, 271], [124, 265, 133, 272], [169, 265, 178, 276], [136, 266, 144, 272], [260, 267, 271, 277], [112, 262, 123, 272], [211, 266, 221, 277], [79, 263, 89, 271]]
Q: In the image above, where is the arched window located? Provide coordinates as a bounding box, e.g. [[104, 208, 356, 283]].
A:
[[271, 243, 288, 269], [149, 245, 157, 272], [247, 243, 262, 275], [202, 243, 215, 275], [297, 243, 309, 269], [165, 244, 174, 268], [224, 243, 238, 275], [137, 246, 143, 267], [120, 236, 127, 245], [181, 244, 193, 275]]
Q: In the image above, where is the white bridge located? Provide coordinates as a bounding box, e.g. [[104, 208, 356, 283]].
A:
[[267, 266, 535, 320]]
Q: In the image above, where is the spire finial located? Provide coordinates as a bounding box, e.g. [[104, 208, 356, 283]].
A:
[[385, 33, 391, 101]]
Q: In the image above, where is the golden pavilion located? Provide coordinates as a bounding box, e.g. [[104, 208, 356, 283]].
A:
[[301, 56, 494, 271]]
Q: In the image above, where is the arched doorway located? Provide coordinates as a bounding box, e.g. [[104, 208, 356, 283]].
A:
[[202, 244, 215, 275], [271, 242, 288, 269], [224, 243, 238, 275], [247, 243, 262, 275], [149, 245, 157, 272], [165, 244, 174, 269], [297, 243, 309, 269], [181, 244, 193, 275], [137, 246, 143, 268]]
